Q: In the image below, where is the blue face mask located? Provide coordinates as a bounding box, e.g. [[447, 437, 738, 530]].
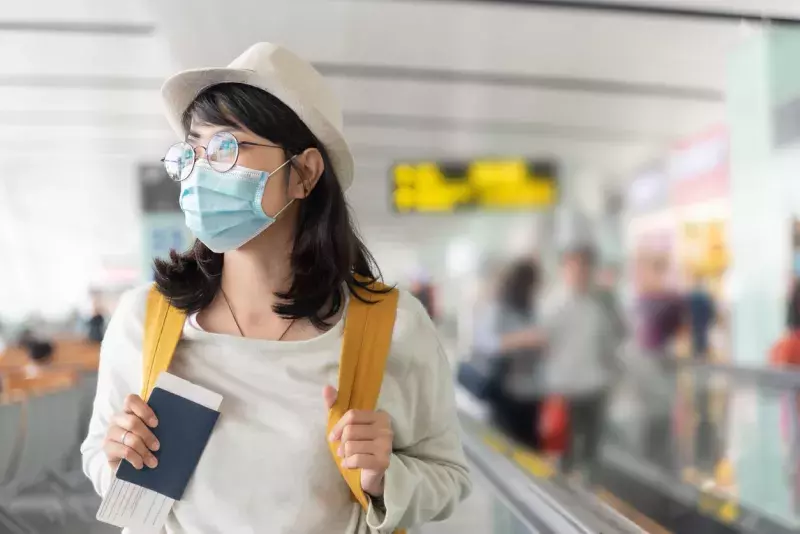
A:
[[179, 158, 295, 253]]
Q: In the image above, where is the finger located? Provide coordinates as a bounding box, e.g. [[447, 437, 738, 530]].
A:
[[340, 439, 383, 458], [112, 413, 160, 451], [104, 441, 145, 470], [329, 410, 376, 442], [117, 428, 159, 468], [341, 424, 383, 444], [323, 386, 338, 410], [123, 394, 158, 428], [343, 453, 387, 470]]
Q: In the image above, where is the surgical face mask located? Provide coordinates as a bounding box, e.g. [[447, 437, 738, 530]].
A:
[[179, 158, 295, 253]]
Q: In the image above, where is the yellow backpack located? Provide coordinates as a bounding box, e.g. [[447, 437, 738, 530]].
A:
[[140, 282, 404, 533]]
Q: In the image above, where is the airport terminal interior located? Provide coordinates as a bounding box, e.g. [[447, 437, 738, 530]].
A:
[[2, 0, 800, 533]]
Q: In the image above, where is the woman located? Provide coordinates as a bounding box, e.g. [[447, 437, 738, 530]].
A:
[[473, 259, 542, 448], [81, 43, 470, 533], [539, 245, 620, 483], [633, 254, 683, 470], [770, 281, 800, 512], [771, 282, 800, 367]]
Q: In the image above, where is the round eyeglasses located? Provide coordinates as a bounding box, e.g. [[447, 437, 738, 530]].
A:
[[161, 131, 283, 182]]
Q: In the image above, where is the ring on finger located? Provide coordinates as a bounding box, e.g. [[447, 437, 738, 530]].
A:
[[121, 430, 130, 446]]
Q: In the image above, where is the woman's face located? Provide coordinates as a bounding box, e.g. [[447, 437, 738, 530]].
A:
[[187, 120, 294, 219]]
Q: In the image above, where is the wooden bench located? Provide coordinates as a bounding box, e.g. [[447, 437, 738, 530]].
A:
[[0, 340, 98, 401], [0, 339, 100, 372], [1, 368, 80, 403]]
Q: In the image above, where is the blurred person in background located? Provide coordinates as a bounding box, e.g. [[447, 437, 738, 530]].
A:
[[409, 272, 437, 322], [770, 281, 800, 368], [770, 281, 800, 511], [687, 271, 718, 472], [86, 292, 107, 344], [634, 255, 685, 470], [595, 262, 627, 341], [539, 245, 621, 485], [18, 327, 55, 378], [635, 255, 685, 355], [81, 43, 469, 534], [687, 271, 716, 361], [472, 258, 543, 449]]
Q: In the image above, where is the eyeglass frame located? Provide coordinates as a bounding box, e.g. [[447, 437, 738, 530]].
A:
[[161, 131, 288, 182]]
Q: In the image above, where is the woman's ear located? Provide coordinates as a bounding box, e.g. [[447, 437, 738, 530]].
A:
[[289, 147, 324, 199]]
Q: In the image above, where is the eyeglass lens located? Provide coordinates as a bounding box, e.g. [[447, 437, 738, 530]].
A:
[[163, 142, 195, 181], [162, 131, 240, 181], [206, 132, 239, 173]]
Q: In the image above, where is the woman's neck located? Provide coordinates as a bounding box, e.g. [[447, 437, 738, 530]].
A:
[[220, 218, 295, 321]]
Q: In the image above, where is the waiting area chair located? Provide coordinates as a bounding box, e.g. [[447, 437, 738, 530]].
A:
[[0, 370, 98, 533]]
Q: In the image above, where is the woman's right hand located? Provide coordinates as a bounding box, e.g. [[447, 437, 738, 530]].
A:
[[103, 394, 160, 470]]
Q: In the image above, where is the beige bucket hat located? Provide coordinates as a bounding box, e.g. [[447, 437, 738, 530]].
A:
[[161, 42, 354, 190]]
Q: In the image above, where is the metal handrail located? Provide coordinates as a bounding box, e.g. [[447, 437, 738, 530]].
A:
[[458, 411, 644, 534], [674, 359, 800, 389]]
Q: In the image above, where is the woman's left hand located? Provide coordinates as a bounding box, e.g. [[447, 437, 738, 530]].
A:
[[326, 386, 393, 497]]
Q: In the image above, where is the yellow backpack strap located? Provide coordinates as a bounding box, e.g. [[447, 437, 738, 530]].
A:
[[327, 282, 403, 530], [140, 285, 187, 400]]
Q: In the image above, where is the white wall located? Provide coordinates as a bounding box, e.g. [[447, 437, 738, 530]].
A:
[[0, 157, 144, 320], [0, 0, 172, 320]]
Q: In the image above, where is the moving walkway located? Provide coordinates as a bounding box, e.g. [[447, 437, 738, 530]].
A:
[[439, 360, 800, 534]]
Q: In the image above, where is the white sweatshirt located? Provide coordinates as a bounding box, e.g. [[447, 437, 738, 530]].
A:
[[81, 285, 471, 533]]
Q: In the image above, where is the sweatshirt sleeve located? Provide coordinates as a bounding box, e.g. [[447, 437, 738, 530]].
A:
[[80, 285, 148, 497], [366, 293, 472, 532]]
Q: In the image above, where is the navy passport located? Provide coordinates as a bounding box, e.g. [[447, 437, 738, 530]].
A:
[[116, 387, 220, 501]]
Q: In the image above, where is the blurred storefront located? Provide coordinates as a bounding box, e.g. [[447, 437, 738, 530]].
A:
[[624, 125, 732, 363]]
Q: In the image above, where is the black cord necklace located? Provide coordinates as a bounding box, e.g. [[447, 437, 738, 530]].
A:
[[219, 287, 296, 340]]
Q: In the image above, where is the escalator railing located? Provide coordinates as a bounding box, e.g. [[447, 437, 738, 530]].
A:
[[443, 359, 800, 534], [424, 403, 646, 534], [603, 358, 800, 534]]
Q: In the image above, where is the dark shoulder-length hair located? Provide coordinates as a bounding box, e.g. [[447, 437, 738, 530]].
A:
[[498, 259, 540, 317], [153, 83, 384, 329]]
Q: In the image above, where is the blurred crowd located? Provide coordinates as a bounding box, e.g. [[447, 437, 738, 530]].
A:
[[0, 294, 107, 393], [455, 233, 731, 486]]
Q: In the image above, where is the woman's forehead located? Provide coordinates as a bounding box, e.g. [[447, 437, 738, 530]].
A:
[[186, 119, 260, 142]]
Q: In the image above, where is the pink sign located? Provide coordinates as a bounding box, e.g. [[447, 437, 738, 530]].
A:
[[669, 125, 729, 206]]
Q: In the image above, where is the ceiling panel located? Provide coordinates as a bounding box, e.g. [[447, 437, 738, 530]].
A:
[[2, 0, 153, 24], [0, 0, 762, 229], [149, 0, 750, 88], [544, 0, 800, 18], [142, 0, 747, 180], [329, 78, 724, 139], [0, 33, 174, 77]]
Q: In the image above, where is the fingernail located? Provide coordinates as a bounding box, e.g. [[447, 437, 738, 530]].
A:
[[147, 456, 158, 468], [337, 446, 343, 457], [328, 433, 334, 442], [149, 418, 158, 427], [151, 440, 160, 451]]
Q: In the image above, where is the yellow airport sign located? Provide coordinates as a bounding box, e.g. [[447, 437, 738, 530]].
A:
[[392, 159, 558, 213]]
